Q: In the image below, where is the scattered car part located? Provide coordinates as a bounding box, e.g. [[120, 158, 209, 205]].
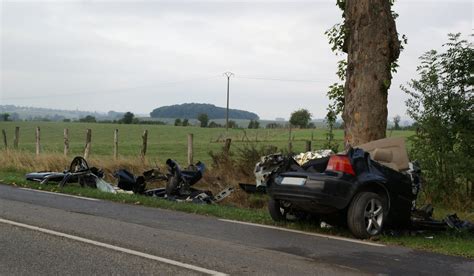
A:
[[444, 214, 474, 232], [95, 177, 117, 194], [410, 205, 474, 233], [213, 187, 234, 203], [26, 156, 104, 188], [114, 169, 165, 194], [238, 183, 266, 194], [26, 157, 234, 204], [113, 159, 234, 204], [165, 159, 205, 197]]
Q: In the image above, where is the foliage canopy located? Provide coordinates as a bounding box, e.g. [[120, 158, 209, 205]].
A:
[[197, 113, 209, 128], [290, 109, 312, 129]]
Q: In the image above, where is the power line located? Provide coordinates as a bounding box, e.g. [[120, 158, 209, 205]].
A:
[[235, 76, 330, 83], [1, 74, 333, 102], [1, 76, 220, 101]]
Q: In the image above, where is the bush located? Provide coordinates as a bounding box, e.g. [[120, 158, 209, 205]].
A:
[[197, 113, 209, 128], [208, 121, 221, 128], [289, 109, 312, 128], [266, 122, 283, 129], [227, 120, 237, 129], [402, 33, 473, 208], [79, 115, 96, 123], [182, 118, 189, 126], [248, 120, 260, 129]]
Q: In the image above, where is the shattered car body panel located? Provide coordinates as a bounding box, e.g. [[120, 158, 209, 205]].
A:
[[254, 154, 287, 187], [165, 159, 206, 197], [25, 156, 105, 188], [255, 150, 334, 188], [26, 172, 69, 184], [293, 150, 334, 166]]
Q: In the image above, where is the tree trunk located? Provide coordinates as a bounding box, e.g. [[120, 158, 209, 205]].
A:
[[342, 0, 400, 146]]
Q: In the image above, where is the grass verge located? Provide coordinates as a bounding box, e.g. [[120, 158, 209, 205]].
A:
[[0, 170, 472, 259]]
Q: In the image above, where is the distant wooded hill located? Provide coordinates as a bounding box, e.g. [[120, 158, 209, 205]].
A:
[[0, 105, 142, 121], [149, 103, 259, 120]]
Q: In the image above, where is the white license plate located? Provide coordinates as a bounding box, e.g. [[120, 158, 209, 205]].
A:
[[280, 177, 306, 186]]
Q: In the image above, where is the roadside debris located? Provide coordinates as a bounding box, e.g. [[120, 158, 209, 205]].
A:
[[25, 156, 234, 204], [26, 156, 105, 188], [445, 214, 474, 232], [238, 183, 266, 194], [118, 159, 234, 204], [408, 204, 474, 234]]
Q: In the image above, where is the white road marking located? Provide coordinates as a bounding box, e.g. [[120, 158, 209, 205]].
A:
[[0, 218, 227, 276], [19, 188, 99, 201], [219, 219, 385, 247]]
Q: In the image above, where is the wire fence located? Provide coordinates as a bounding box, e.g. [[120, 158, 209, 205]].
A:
[[0, 124, 345, 164]]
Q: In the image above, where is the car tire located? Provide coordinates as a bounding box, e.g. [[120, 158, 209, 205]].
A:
[[347, 192, 387, 239], [268, 198, 287, 221]]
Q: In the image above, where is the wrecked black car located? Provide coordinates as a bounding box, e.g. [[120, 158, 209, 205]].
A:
[[255, 137, 421, 239]]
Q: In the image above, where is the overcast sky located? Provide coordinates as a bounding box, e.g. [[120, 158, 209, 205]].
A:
[[0, 0, 472, 120]]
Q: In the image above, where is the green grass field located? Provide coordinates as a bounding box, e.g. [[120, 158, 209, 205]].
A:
[[0, 121, 414, 164]]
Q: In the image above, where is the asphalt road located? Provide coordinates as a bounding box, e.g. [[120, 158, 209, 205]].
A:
[[0, 184, 473, 275]]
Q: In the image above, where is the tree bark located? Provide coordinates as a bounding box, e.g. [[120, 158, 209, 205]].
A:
[[342, 0, 400, 146]]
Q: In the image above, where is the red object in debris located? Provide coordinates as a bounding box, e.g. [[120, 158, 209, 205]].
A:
[[326, 155, 356, 176]]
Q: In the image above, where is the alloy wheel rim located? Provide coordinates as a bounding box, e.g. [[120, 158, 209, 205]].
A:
[[364, 198, 384, 235]]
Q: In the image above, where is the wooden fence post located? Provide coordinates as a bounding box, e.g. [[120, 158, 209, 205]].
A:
[[2, 129, 7, 149], [187, 133, 194, 165], [224, 138, 232, 155], [83, 129, 91, 159], [288, 141, 293, 154], [13, 127, 19, 149], [114, 129, 118, 160], [141, 129, 148, 160], [64, 128, 69, 156], [311, 131, 314, 141], [305, 140, 312, 152], [35, 127, 41, 156]]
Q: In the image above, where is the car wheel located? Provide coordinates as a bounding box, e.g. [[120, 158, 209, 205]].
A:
[[268, 198, 289, 221], [347, 192, 386, 239]]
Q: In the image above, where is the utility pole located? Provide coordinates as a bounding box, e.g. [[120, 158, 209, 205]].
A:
[[223, 72, 234, 131]]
